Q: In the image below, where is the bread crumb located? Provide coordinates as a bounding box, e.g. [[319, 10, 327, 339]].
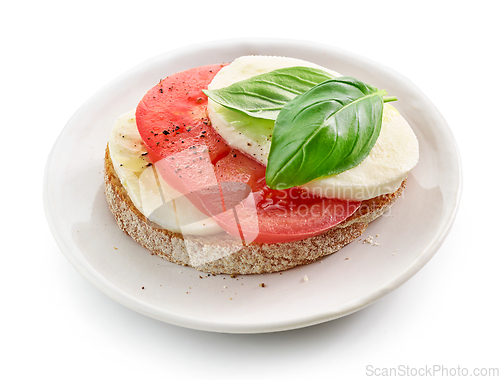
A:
[[362, 236, 373, 244], [362, 235, 380, 246], [259, 283, 266, 287], [303, 276, 308, 282], [345, 257, 349, 260], [113, 247, 118, 250]]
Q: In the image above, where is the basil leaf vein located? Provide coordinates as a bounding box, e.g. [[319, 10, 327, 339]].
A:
[[203, 66, 335, 120], [265, 77, 387, 190]]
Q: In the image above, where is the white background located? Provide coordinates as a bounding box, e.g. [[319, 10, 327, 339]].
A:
[[3, 1, 499, 379]]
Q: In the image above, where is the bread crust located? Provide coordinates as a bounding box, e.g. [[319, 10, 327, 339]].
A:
[[104, 146, 406, 274]]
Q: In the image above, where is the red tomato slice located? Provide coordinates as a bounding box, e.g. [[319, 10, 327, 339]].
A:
[[136, 64, 230, 164], [214, 149, 266, 190], [136, 65, 361, 243], [214, 151, 360, 243]]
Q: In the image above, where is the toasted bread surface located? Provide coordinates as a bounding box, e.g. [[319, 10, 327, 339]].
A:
[[104, 146, 405, 274]]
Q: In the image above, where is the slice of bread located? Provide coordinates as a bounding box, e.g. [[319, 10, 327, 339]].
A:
[[104, 146, 406, 274]]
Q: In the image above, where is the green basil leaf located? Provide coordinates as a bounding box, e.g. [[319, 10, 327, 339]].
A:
[[203, 66, 335, 120], [266, 77, 386, 190]]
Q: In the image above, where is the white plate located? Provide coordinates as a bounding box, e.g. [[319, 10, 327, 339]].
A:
[[44, 38, 461, 333]]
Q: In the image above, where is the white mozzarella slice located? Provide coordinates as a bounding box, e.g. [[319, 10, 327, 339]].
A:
[[108, 110, 224, 235], [207, 55, 418, 200]]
